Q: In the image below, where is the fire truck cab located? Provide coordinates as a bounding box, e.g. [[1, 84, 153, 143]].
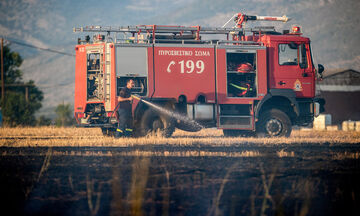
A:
[[73, 13, 325, 137]]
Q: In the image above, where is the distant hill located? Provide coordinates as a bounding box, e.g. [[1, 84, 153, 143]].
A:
[[1, 0, 359, 118]]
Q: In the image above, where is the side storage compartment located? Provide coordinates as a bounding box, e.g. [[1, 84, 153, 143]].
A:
[[115, 45, 150, 96], [216, 46, 267, 131], [226, 51, 257, 98]]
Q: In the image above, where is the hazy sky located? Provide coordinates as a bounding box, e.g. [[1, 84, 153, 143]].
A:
[[1, 0, 359, 116]]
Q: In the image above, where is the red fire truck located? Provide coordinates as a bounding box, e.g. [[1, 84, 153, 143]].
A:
[[73, 13, 325, 137]]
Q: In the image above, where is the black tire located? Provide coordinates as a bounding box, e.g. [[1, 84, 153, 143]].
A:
[[101, 127, 116, 137], [138, 109, 175, 137], [175, 119, 203, 132], [223, 129, 254, 137], [256, 109, 292, 137]]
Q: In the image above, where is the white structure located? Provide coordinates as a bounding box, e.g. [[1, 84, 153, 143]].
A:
[[313, 114, 332, 131]]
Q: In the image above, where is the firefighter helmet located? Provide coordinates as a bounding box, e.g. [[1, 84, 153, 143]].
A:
[[237, 63, 253, 73]]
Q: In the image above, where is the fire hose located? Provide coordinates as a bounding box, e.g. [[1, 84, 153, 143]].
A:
[[230, 83, 252, 97]]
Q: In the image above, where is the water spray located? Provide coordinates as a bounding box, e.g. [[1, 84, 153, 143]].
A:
[[132, 95, 203, 130]]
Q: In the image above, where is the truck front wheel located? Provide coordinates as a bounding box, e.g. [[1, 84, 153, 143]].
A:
[[256, 109, 292, 137], [139, 109, 175, 137]]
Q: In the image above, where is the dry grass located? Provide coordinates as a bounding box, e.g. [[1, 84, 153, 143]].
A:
[[277, 149, 295, 158], [37, 149, 260, 158], [332, 151, 360, 160], [0, 127, 360, 148]]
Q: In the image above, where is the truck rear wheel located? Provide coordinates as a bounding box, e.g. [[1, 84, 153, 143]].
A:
[[223, 129, 254, 137], [256, 108, 292, 137], [139, 109, 175, 137]]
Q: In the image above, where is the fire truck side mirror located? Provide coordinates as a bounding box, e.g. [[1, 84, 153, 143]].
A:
[[318, 64, 324, 75]]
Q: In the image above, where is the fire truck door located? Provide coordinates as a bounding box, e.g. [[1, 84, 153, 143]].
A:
[[272, 42, 314, 97]]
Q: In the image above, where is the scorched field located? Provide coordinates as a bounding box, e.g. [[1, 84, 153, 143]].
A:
[[0, 127, 359, 215]]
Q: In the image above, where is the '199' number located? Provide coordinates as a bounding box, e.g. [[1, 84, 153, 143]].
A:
[[167, 60, 205, 74]]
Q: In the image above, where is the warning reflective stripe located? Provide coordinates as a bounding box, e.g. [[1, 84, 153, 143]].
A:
[[125, 128, 133, 132], [116, 129, 123, 133]]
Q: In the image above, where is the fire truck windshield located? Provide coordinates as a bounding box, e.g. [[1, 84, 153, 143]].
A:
[[309, 43, 315, 68]]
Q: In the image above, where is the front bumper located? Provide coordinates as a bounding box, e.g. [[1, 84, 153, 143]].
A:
[[295, 98, 325, 126]]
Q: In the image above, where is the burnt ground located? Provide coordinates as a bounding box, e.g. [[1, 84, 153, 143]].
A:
[[0, 143, 360, 216]]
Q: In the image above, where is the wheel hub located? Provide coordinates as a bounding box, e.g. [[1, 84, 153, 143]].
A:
[[265, 119, 282, 136]]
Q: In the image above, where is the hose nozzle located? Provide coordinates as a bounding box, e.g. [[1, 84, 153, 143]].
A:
[[131, 95, 141, 100]]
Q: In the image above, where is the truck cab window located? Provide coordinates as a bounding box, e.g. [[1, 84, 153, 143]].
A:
[[278, 43, 308, 68], [278, 44, 298, 66]]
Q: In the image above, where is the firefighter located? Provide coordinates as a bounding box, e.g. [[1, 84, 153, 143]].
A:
[[115, 79, 134, 137]]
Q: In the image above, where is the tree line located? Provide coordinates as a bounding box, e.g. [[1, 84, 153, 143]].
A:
[[1, 45, 74, 127]]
